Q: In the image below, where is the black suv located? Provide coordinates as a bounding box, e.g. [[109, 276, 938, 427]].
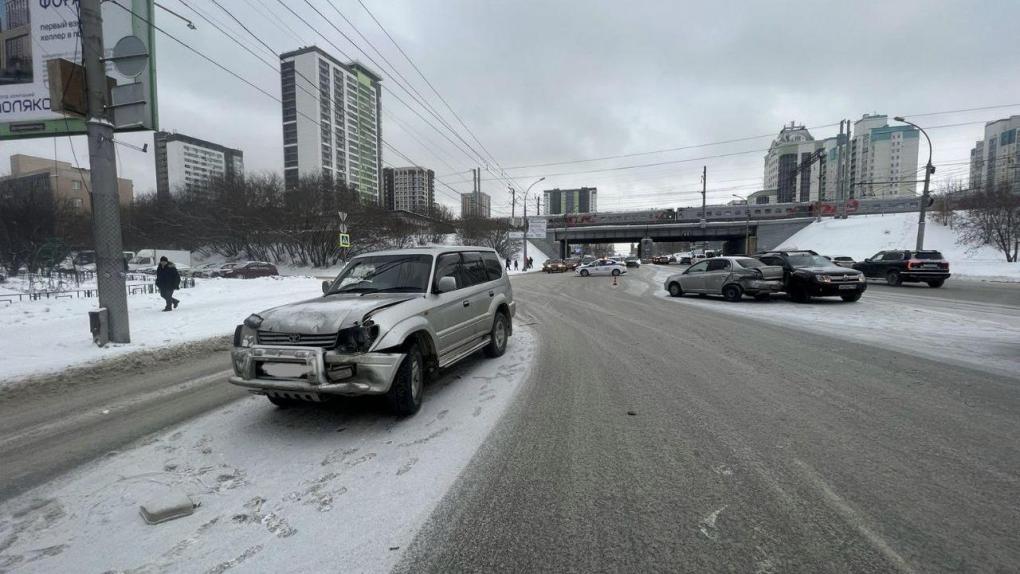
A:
[[852, 250, 950, 287], [756, 250, 867, 302]]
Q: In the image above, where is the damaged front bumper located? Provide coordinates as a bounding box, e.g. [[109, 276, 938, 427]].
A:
[[229, 345, 405, 400], [741, 279, 784, 293]]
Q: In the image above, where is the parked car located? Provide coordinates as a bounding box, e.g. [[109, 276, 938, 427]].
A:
[[576, 259, 626, 277], [664, 256, 784, 301], [542, 259, 568, 273], [624, 257, 641, 268], [852, 250, 951, 287], [221, 261, 279, 279], [563, 258, 581, 270], [229, 247, 515, 415], [677, 256, 693, 265], [756, 250, 867, 302], [830, 256, 856, 268], [190, 262, 239, 278], [651, 255, 672, 264]]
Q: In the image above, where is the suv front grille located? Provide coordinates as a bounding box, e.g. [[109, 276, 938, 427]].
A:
[[257, 330, 338, 348], [828, 273, 860, 282]]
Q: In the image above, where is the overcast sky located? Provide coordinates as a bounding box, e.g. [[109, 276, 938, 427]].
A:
[[5, 0, 1019, 216]]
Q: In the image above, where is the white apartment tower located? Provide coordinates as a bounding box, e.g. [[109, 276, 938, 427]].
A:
[[280, 47, 383, 203], [848, 114, 920, 198], [969, 115, 1020, 194], [153, 131, 244, 200], [763, 123, 821, 204]]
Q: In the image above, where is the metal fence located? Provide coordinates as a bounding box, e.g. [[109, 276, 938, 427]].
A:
[[0, 275, 196, 304]]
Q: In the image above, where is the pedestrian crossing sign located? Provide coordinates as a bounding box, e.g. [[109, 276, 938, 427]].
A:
[[337, 233, 351, 248]]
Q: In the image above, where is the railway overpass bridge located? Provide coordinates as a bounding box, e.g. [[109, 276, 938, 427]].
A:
[[543, 218, 815, 259]]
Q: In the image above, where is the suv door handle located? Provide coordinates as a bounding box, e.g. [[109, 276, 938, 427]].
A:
[[463, 300, 470, 307], [488, 290, 494, 297]]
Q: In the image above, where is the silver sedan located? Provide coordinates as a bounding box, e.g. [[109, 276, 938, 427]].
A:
[[664, 256, 784, 301]]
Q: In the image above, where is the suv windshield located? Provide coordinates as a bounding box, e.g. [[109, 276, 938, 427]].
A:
[[786, 254, 833, 268], [328, 255, 433, 294], [915, 251, 945, 260]]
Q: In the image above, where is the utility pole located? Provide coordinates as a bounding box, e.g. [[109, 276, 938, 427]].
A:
[[894, 117, 934, 250], [509, 186, 516, 223], [700, 165, 707, 227], [816, 150, 825, 221], [82, 0, 130, 343], [536, 195, 540, 216], [842, 119, 852, 219]]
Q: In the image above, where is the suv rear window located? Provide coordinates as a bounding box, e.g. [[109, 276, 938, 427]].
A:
[[914, 251, 944, 260], [481, 252, 503, 280]]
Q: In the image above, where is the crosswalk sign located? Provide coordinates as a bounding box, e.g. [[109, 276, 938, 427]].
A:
[[337, 233, 351, 248]]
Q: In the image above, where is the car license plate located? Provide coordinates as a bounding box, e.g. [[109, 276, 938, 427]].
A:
[[838, 284, 857, 290], [923, 264, 938, 269], [262, 362, 311, 379]]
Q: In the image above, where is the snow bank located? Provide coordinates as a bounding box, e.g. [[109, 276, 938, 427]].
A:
[[0, 329, 536, 574], [777, 212, 1019, 281], [2, 277, 322, 384], [507, 241, 550, 275]]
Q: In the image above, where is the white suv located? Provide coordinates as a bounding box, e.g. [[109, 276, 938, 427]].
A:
[[229, 247, 515, 415]]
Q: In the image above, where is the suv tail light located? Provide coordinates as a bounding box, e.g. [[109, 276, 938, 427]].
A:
[[906, 259, 919, 269]]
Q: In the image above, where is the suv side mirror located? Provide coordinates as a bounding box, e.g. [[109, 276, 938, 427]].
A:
[[321, 280, 330, 294], [436, 276, 457, 293]]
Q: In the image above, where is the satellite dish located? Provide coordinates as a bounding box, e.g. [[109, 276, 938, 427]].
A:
[[111, 35, 148, 78]]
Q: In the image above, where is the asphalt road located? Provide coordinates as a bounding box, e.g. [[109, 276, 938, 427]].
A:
[[0, 350, 245, 501], [397, 267, 1020, 574]]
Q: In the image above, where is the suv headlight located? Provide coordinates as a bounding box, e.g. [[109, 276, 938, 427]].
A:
[[233, 324, 257, 347], [815, 274, 832, 283], [336, 322, 380, 353], [857, 273, 867, 282]]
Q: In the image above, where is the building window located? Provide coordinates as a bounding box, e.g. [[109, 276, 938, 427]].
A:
[[72, 180, 82, 191]]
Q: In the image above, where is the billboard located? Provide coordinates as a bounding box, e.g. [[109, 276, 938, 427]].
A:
[[0, 0, 157, 140], [526, 217, 547, 239]]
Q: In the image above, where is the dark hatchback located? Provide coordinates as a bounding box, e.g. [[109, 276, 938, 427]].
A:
[[756, 250, 867, 302]]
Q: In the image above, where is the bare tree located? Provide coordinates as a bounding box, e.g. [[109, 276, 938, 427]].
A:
[[0, 175, 87, 275], [458, 217, 521, 259], [955, 182, 1020, 262], [930, 179, 964, 228]]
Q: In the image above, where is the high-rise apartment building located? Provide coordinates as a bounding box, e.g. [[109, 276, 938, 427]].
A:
[[383, 166, 434, 215], [461, 192, 491, 218], [0, 0, 32, 85], [280, 46, 383, 204], [764, 115, 919, 205], [543, 187, 597, 214], [763, 123, 820, 204], [153, 131, 244, 200], [969, 115, 1020, 194], [847, 114, 919, 198]]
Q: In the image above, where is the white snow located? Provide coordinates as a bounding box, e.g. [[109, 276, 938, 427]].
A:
[[777, 212, 1020, 281], [649, 266, 1020, 379], [2, 277, 323, 385], [0, 328, 536, 574]]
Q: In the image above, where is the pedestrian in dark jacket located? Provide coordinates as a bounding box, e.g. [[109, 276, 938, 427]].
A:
[[155, 256, 181, 311], [513, 259, 519, 271], [505, 258, 511, 271], [527, 256, 534, 270]]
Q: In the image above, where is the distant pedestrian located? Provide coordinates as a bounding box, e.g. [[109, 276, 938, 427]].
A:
[[505, 258, 511, 271], [155, 256, 181, 312], [527, 256, 534, 270], [513, 259, 519, 271]]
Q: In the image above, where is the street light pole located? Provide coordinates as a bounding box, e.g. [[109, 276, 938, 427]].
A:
[[521, 176, 546, 268], [894, 116, 934, 250]]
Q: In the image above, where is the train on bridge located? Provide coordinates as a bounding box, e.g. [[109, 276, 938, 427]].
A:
[[547, 196, 921, 228]]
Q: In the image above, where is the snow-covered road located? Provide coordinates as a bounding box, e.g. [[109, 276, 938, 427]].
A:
[[0, 328, 535, 573], [649, 266, 1020, 379]]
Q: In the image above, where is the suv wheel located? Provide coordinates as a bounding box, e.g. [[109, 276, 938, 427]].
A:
[[886, 270, 902, 286], [722, 284, 743, 302], [841, 293, 863, 302], [387, 344, 424, 416], [667, 282, 683, 297], [483, 312, 509, 358], [580, 269, 590, 277], [927, 279, 945, 288]]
